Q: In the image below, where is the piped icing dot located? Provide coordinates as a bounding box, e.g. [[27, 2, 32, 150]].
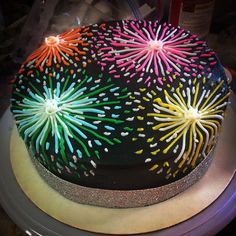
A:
[[148, 40, 163, 52], [184, 107, 201, 121], [45, 36, 60, 46], [44, 98, 59, 115]]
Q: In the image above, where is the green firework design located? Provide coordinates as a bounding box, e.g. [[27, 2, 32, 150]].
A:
[[11, 69, 133, 177]]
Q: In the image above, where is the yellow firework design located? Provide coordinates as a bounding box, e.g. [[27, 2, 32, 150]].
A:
[[131, 78, 230, 179]]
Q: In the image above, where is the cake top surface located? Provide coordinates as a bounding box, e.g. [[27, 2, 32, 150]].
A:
[[11, 20, 230, 190]]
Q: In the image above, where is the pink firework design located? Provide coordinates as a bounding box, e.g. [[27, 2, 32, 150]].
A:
[[96, 20, 216, 86]]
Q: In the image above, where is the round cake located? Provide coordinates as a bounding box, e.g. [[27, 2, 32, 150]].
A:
[[11, 20, 230, 207]]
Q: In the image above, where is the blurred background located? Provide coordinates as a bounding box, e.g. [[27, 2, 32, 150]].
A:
[[0, 0, 235, 235]]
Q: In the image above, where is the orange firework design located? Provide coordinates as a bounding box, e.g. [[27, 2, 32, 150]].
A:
[[24, 27, 92, 71]]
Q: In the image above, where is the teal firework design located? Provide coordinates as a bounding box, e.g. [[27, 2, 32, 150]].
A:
[[11, 69, 133, 177]]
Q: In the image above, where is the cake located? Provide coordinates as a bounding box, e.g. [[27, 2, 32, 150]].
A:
[[11, 20, 230, 207]]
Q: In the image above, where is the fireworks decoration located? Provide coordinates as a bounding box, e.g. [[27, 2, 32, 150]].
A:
[[23, 27, 92, 71], [131, 77, 229, 179], [11, 69, 133, 177], [94, 20, 217, 86], [11, 19, 230, 190]]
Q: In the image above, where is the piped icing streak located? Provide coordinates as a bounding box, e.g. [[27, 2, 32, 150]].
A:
[[11, 69, 133, 178], [22, 27, 92, 71], [132, 77, 229, 180], [94, 20, 216, 85]]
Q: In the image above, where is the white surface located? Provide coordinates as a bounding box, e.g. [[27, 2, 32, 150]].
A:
[[9, 106, 236, 234]]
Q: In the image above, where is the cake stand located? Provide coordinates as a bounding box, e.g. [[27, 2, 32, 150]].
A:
[[0, 107, 236, 236]]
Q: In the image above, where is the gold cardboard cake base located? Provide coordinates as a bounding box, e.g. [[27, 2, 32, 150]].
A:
[[10, 107, 236, 234]]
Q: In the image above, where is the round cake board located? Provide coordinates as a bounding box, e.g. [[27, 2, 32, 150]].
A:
[[10, 107, 236, 235]]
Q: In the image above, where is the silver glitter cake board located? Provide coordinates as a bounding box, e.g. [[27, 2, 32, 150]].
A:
[[0, 107, 236, 236], [31, 147, 213, 208]]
